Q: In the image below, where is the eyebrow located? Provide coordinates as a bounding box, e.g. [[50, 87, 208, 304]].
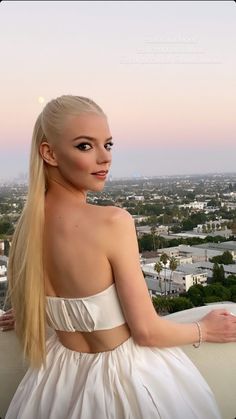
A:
[[71, 135, 113, 142]]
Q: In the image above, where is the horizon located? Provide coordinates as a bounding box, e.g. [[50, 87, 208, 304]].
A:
[[1, 170, 236, 185]]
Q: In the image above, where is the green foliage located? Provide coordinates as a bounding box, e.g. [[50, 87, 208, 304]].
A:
[[154, 261, 163, 275], [212, 263, 225, 283], [182, 212, 207, 232], [168, 297, 193, 313], [187, 284, 205, 306], [206, 198, 220, 207], [134, 203, 163, 216], [160, 253, 169, 265], [204, 295, 223, 304], [0, 218, 14, 235], [229, 285, 236, 302], [188, 281, 235, 306], [4, 240, 10, 256], [210, 251, 234, 265], [138, 233, 229, 253], [152, 296, 172, 314], [138, 234, 153, 252], [152, 296, 193, 314], [224, 275, 236, 287], [203, 283, 231, 302]]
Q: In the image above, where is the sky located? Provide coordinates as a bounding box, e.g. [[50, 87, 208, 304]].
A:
[[0, 1, 235, 181]]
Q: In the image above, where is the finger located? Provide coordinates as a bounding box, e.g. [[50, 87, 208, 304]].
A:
[[0, 316, 14, 324], [219, 309, 232, 315], [4, 309, 13, 315], [0, 314, 14, 319], [0, 319, 15, 327], [224, 314, 236, 322]]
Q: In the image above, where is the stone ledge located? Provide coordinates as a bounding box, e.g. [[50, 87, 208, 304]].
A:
[[166, 303, 236, 419], [0, 304, 235, 418]]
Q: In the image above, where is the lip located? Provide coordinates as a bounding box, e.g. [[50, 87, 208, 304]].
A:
[[91, 170, 108, 180], [91, 170, 108, 175]]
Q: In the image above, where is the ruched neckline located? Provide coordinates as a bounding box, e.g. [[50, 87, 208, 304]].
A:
[[45, 282, 125, 332], [45, 282, 115, 301]]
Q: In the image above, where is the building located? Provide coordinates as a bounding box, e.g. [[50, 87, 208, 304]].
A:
[[192, 261, 236, 279], [159, 244, 223, 263], [178, 201, 207, 210], [195, 241, 236, 260], [142, 262, 208, 293], [136, 225, 168, 237]]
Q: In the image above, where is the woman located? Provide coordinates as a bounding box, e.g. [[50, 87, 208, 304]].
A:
[[4, 95, 236, 418]]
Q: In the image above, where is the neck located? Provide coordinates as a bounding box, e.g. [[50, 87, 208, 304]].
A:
[[46, 177, 87, 203]]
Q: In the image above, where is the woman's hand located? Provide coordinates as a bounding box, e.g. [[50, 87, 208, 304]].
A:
[[199, 308, 236, 343], [0, 308, 15, 331]]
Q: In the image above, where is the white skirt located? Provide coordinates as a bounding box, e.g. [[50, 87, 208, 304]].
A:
[[5, 332, 221, 419]]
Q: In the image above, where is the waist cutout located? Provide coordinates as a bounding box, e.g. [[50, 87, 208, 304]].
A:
[[46, 283, 126, 332]]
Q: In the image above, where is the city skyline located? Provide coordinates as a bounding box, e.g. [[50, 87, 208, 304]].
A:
[[0, 1, 235, 180]]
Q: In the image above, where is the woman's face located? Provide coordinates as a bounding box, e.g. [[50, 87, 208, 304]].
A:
[[43, 112, 113, 194]]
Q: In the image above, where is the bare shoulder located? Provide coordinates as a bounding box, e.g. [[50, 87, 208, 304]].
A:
[[87, 203, 133, 225], [106, 206, 133, 222], [103, 206, 135, 235]]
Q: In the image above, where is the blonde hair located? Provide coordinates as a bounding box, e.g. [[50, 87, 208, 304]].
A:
[[7, 95, 105, 367]]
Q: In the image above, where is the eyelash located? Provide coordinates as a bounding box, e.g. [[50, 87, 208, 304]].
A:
[[76, 142, 114, 151]]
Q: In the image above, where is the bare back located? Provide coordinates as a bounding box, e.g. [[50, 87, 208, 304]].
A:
[[43, 194, 130, 353]]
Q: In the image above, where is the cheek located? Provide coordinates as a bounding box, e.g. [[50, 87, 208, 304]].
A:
[[58, 151, 91, 174]]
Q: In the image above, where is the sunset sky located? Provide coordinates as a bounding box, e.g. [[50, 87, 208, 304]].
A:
[[0, 1, 235, 180]]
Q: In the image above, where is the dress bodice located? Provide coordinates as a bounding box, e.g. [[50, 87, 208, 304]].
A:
[[45, 283, 126, 332]]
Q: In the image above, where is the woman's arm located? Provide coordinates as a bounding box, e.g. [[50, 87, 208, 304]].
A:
[[0, 308, 15, 331], [105, 208, 236, 347]]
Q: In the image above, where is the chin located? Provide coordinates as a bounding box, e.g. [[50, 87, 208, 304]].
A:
[[89, 183, 105, 192]]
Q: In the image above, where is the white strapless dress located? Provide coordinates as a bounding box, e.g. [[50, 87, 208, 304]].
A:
[[5, 283, 222, 419]]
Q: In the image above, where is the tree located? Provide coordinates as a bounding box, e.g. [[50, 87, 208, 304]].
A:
[[224, 275, 236, 287], [138, 234, 153, 252], [4, 240, 10, 256], [212, 263, 223, 283], [210, 251, 234, 265], [168, 297, 193, 313], [168, 256, 178, 295], [154, 261, 163, 294], [187, 284, 204, 307], [219, 265, 225, 285], [204, 295, 223, 304], [150, 225, 157, 251], [160, 253, 169, 297], [229, 285, 236, 302], [0, 220, 13, 235], [203, 283, 231, 302], [152, 296, 172, 315]]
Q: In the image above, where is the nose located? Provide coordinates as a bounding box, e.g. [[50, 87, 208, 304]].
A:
[[96, 146, 112, 165]]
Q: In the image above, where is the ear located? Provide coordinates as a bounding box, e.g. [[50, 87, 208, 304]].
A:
[[39, 142, 58, 167]]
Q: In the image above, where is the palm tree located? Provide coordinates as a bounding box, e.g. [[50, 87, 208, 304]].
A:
[[160, 253, 169, 297], [154, 261, 163, 294], [168, 256, 178, 295]]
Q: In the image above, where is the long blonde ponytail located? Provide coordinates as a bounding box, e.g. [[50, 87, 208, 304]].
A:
[[7, 95, 105, 367], [7, 114, 46, 367]]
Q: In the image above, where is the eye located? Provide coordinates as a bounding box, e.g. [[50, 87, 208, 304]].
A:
[[75, 142, 92, 151], [105, 141, 114, 151]]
